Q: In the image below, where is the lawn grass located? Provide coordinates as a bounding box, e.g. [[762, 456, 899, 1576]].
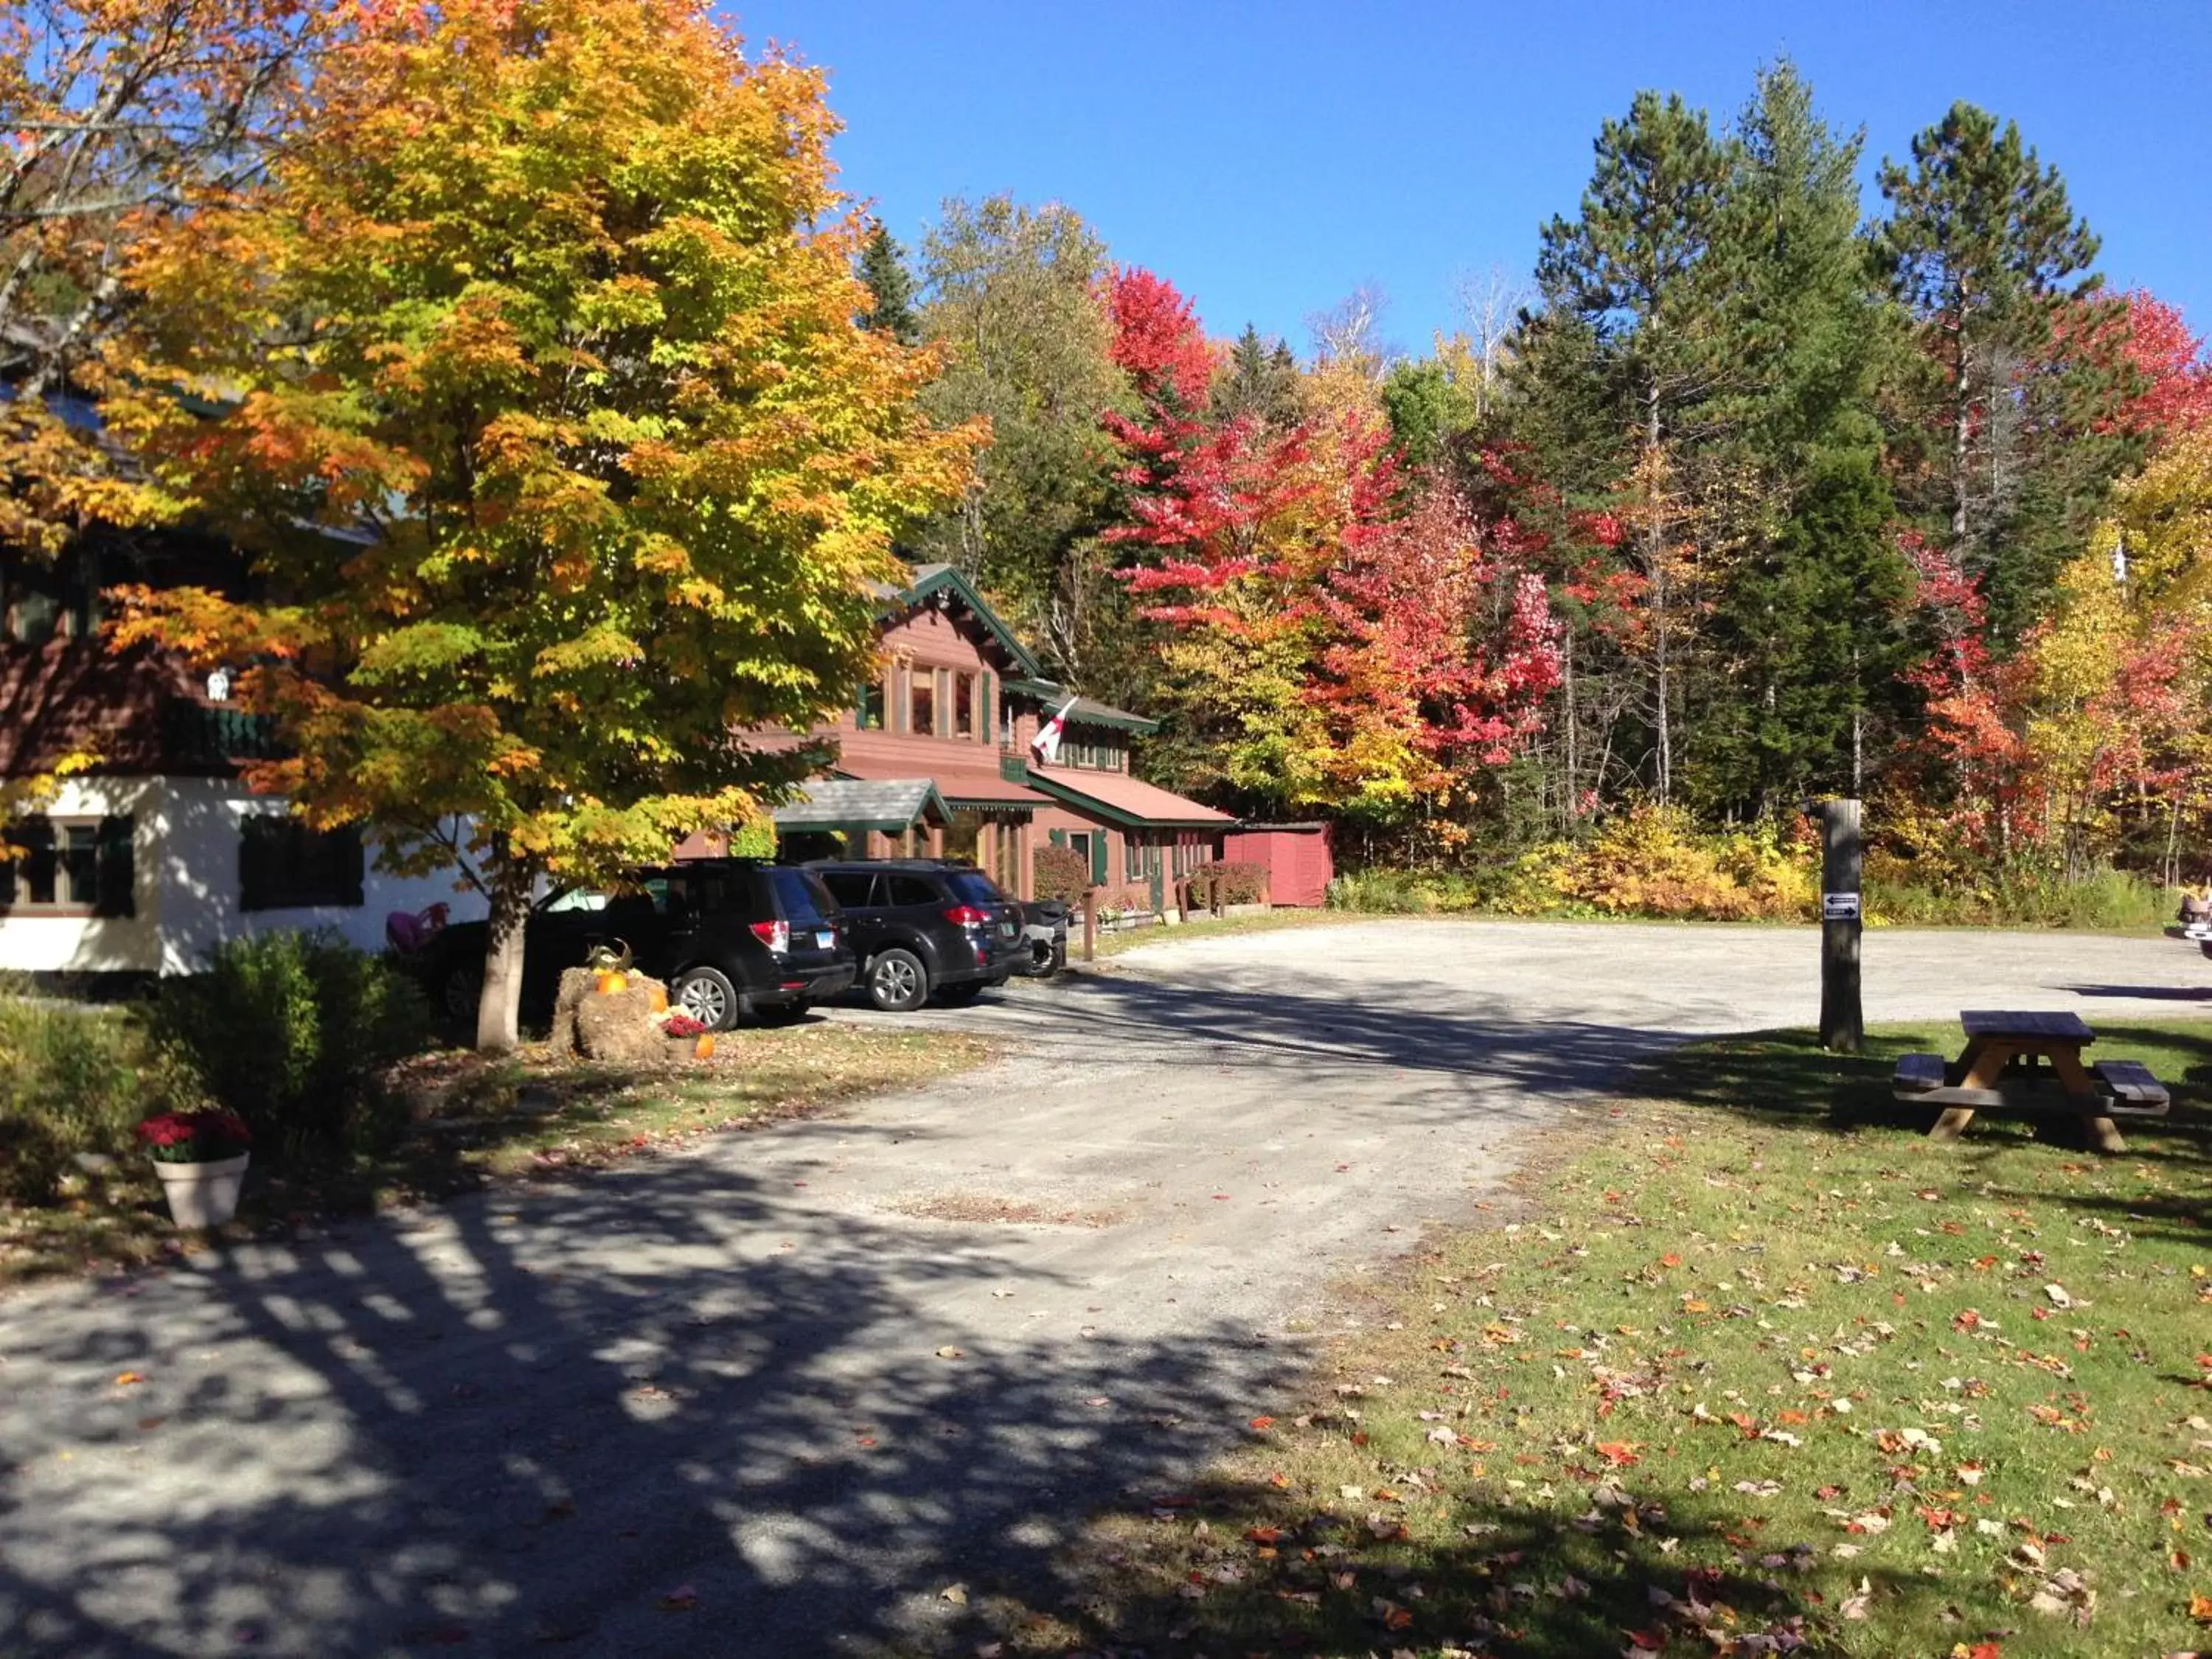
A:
[[1082, 906, 1361, 961], [986, 1020, 2212, 1658], [0, 1020, 992, 1284]]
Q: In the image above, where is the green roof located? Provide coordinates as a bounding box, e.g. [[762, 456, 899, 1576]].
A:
[[1002, 678, 1160, 735], [883, 563, 1041, 678]]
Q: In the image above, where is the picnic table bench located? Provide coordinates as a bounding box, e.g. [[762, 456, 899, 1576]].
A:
[[1890, 1009, 2169, 1154]]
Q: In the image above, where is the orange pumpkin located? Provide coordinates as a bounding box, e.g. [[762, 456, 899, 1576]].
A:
[[694, 1033, 715, 1060], [596, 970, 627, 995], [649, 987, 668, 1013]]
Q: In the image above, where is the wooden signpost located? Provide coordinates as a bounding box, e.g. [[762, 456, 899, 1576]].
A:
[[1820, 798, 1863, 1053]]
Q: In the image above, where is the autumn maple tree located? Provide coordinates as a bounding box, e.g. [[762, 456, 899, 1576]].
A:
[[0, 0, 324, 556], [109, 0, 977, 1048]]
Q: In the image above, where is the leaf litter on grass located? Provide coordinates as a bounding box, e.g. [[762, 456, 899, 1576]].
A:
[[960, 1023, 2212, 1658]]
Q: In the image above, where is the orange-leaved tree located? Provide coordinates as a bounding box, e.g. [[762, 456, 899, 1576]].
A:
[[0, 0, 325, 555], [108, 0, 978, 1048]]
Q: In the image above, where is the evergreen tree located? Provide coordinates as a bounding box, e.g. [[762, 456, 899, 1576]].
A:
[[1875, 101, 2104, 639], [1211, 324, 1301, 428], [856, 220, 920, 344], [1523, 89, 1736, 802], [1688, 62, 1913, 815]]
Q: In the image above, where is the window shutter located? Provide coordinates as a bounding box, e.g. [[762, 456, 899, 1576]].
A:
[[238, 815, 272, 912], [979, 672, 992, 743], [94, 815, 136, 917], [1048, 828, 1066, 848], [339, 825, 366, 907], [1090, 832, 1107, 886]]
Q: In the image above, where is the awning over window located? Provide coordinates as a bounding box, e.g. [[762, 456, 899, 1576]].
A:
[[771, 777, 951, 833]]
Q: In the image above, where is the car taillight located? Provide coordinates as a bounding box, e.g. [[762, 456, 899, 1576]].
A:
[[942, 905, 991, 926], [750, 919, 789, 953]]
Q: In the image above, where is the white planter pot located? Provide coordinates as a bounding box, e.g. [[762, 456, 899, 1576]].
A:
[[152, 1153, 250, 1229]]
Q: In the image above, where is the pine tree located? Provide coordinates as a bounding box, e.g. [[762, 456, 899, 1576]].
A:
[[1688, 62, 1912, 815], [856, 221, 920, 344], [1525, 89, 1735, 802], [1876, 101, 2104, 639], [1212, 324, 1301, 428]]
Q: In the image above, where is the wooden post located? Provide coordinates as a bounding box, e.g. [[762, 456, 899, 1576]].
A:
[[1082, 887, 1096, 963], [1819, 798, 1863, 1054]]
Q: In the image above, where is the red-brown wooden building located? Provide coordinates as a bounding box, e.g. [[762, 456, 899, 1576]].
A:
[[770, 563, 1232, 905]]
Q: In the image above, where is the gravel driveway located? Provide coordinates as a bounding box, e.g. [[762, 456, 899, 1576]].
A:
[[2, 919, 2202, 1656]]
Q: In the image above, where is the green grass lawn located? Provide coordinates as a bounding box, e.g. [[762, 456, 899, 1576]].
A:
[[990, 1020, 2212, 1658], [0, 1022, 992, 1283]]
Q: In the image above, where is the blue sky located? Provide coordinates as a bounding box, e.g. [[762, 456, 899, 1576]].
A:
[[727, 1, 2212, 355]]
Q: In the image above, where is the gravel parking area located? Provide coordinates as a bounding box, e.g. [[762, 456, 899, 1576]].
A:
[[2, 919, 2202, 1655]]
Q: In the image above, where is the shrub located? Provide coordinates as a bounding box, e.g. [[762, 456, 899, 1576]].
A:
[[1189, 860, 1270, 905], [0, 995, 164, 1204], [143, 931, 434, 1164], [1508, 804, 1817, 922], [1033, 843, 1090, 905]]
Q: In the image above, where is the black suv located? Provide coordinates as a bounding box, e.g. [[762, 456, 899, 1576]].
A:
[[413, 860, 853, 1031], [809, 860, 1024, 1012]]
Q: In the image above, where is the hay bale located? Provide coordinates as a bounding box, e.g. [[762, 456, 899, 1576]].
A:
[[567, 972, 672, 1065], [550, 967, 597, 1055]]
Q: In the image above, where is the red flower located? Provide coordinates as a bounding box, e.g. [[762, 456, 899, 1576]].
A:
[[136, 1109, 252, 1161]]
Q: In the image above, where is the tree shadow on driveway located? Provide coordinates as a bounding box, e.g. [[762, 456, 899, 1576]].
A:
[[2, 958, 1688, 1657]]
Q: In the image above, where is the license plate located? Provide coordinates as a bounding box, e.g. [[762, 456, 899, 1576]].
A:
[[1000, 922, 1017, 938], [815, 930, 835, 949]]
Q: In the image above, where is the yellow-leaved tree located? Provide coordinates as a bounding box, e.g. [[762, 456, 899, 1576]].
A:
[[2023, 428, 2212, 879], [108, 0, 978, 1047]]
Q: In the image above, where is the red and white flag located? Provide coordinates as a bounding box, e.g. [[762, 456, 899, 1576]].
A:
[[1030, 695, 1079, 765]]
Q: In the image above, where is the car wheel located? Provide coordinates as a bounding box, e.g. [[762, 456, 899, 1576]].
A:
[[756, 1001, 810, 1027], [866, 947, 928, 1013], [439, 963, 481, 1025], [936, 981, 983, 1006], [675, 966, 742, 1031], [1027, 938, 1060, 976]]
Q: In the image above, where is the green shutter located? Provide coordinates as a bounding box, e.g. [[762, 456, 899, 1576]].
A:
[[94, 815, 136, 917], [1048, 828, 1066, 848], [1090, 832, 1107, 886], [980, 671, 993, 742]]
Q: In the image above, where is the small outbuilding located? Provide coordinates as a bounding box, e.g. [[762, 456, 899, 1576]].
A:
[[1220, 822, 1335, 908]]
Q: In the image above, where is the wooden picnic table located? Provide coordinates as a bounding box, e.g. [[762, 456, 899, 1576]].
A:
[[1915, 1009, 2131, 1152]]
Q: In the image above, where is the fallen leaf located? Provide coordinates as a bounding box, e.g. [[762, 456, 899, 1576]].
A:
[[939, 1583, 968, 1605], [113, 1371, 146, 1387], [1249, 1416, 1276, 1430], [935, 1346, 965, 1360]]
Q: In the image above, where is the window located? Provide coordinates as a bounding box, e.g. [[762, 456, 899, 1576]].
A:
[[909, 675, 936, 738], [953, 672, 976, 738], [819, 870, 880, 909], [887, 875, 938, 908], [1125, 834, 1141, 880], [857, 680, 885, 730], [238, 815, 364, 911], [768, 866, 834, 927], [1000, 697, 1016, 752], [945, 810, 982, 863], [0, 815, 134, 914]]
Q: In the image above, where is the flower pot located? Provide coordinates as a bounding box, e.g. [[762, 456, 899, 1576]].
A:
[[694, 1033, 715, 1060], [152, 1153, 250, 1229]]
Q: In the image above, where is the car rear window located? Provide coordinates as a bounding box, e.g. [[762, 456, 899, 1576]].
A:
[[770, 866, 835, 925], [946, 870, 1007, 906], [667, 870, 752, 918]]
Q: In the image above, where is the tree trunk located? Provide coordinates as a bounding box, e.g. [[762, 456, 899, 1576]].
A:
[[1950, 326, 1972, 554], [1645, 383, 1672, 804], [476, 855, 533, 1052]]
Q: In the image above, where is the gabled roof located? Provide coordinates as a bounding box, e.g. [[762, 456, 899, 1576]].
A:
[[875, 562, 1040, 678], [773, 777, 950, 832], [1027, 764, 1234, 830], [1003, 677, 1159, 735]]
